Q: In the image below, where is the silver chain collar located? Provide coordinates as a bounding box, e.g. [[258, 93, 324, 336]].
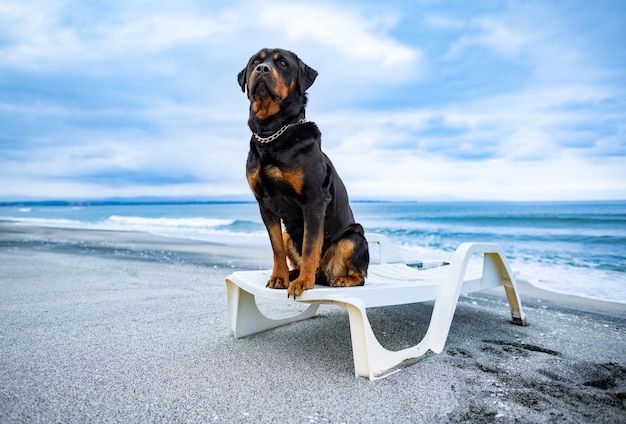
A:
[[252, 119, 307, 144]]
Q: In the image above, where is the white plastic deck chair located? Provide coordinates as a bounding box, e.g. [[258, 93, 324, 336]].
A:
[[225, 234, 527, 380]]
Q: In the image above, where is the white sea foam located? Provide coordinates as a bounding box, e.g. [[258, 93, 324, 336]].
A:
[[106, 215, 233, 230], [1, 216, 86, 227], [364, 219, 626, 239], [1, 215, 269, 246], [513, 260, 626, 304], [3, 201, 625, 304], [393, 241, 626, 304], [104, 216, 269, 246]]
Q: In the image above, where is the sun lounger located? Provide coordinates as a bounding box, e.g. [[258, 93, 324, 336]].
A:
[[225, 234, 527, 380]]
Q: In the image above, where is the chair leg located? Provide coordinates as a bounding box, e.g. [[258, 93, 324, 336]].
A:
[[426, 243, 528, 354], [483, 253, 527, 326], [339, 299, 430, 380], [225, 279, 320, 338], [424, 245, 471, 354]]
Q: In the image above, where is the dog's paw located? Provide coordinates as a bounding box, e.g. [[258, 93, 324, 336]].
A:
[[330, 275, 365, 288], [267, 274, 290, 289], [287, 277, 315, 298]]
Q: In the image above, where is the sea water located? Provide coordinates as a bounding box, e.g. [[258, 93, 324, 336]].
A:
[[2, 201, 625, 304]]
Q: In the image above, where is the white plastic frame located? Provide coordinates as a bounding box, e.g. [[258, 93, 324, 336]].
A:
[[225, 234, 526, 380]]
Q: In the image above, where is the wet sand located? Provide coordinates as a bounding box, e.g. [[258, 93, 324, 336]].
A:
[[1, 222, 624, 423]]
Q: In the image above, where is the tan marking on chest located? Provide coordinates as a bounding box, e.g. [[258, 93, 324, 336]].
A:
[[246, 167, 261, 193], [264, 166, 304, 195]]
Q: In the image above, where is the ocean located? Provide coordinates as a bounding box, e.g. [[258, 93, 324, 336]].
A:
[[1, 200, 625, 304]]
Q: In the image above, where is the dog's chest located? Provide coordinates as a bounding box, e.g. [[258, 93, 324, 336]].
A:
[[246, 158, 305, 198]]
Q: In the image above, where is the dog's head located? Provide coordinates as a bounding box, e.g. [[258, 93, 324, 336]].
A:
[[238, 48, 318, 121]]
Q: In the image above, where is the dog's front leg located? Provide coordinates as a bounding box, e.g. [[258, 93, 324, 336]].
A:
[[287, 206, 326, 298], [260, 208, 290, 289]]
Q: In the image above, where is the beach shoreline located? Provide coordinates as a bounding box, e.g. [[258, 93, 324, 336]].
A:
[[1, 222, 624, 422]]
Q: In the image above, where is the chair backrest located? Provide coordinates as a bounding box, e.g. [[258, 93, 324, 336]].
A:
[[365, 233, 405, 264]]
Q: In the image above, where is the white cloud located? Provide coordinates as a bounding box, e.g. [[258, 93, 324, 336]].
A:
[[101, 15, 235, 53], [453, 16, 532, 58], [0, 0, 624, 201], [334, 150, 626, 201], [0, 0, 422, 82], [0, 1, 83, 69], [201, 1, 425, 88], [257, 2, 420, 76]]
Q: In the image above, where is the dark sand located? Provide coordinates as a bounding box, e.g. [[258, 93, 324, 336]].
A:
[[1, 222, 624, 423]]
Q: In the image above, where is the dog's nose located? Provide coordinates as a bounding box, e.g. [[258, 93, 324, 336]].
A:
[[255, 64, 271, 74]]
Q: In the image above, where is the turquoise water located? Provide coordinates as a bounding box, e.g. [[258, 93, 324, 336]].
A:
[[2, 200, 625, 303]]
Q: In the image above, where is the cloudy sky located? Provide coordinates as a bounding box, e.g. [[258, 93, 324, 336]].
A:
[[1, 0, 624, 201]]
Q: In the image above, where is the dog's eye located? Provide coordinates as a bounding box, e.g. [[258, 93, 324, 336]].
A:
[[252, 59, 261, 65], [279, 60, 287, 67]]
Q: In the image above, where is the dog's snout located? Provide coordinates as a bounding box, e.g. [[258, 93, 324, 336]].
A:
[[255, 63, 271, 74]]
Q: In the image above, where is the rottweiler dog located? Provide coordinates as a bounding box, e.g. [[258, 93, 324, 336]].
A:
[[238, 48, 369, 298]]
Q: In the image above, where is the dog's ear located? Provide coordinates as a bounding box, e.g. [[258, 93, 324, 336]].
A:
[[237, 67, 247, 93], [298, 61, 318, 93]]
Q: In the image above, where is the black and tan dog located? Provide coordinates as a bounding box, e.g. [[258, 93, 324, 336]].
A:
[[238, 48, 369, 298]]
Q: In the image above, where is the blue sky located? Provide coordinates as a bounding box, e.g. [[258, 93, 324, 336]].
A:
[[1, 0, 624, 201]]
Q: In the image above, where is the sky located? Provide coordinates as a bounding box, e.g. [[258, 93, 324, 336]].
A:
[[1, 0, 625, 202]]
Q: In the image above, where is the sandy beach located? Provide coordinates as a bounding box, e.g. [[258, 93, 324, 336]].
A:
[[0, 221, 624, 423]]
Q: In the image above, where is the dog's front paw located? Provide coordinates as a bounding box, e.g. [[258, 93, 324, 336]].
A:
[[267, 274, 290, 289], [287, 277, 315, 298]]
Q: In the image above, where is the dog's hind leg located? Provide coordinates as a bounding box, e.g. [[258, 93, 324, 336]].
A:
[[320, 235, 368, 287]]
